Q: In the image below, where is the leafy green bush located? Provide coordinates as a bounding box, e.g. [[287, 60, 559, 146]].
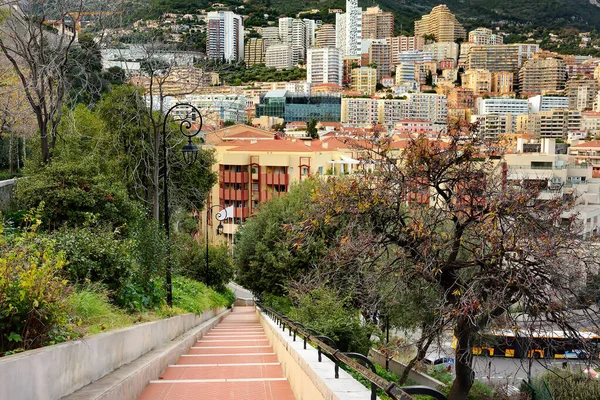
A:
[[13, 156, 141, 229], [290, 288, 373, 353], [0, 218, 75, 355], [117, 220, 168, 311], [533, 369, 600, 400], [263, 294, 293, 315], [175, 235, 234, 292], [54, 225, 134, 297], [172, 276, 234, 314]]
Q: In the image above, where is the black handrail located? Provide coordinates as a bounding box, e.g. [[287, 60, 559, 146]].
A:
[[257, 303, 448, 400], [345, 352, 378, 400]]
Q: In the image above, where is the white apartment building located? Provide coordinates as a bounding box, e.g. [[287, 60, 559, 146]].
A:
[[278, 18, 316, 65], [405, 93, 448, 127], [396, 63, 417, 84], [582, 111, 600, 136], [476, 97, 529, 116], [307, 47, 343, 86], [341, 98, 380, 127], [472, 114, 514, 140], [507, 139, 600, 238], [423, 42, 459, 64], [398, 50, 434, 65], [265, 44, 293, 70], [336, 0, 362, 57], [468, 27, 503, 45], [163, 94, 247, 125], [528, 95, 569, 113], [207, 11, 244, 62]]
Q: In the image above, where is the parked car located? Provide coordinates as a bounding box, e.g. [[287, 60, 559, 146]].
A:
[[565, 349, 590, 360], [423, 356, 455, 372]]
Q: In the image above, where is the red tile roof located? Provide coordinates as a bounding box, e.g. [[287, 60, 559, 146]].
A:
[[572, 140, 600, 148]]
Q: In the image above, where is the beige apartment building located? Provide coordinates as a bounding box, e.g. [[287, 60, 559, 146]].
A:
[[203, 125, 362, 242], [518, 58, 567, 94], [362, 6, 394, 40], [244, 38, 266, 66], [386, 36, 424, 66], [466, 44, 539, 74], [315, 24, 337, 48], [468, 27, 503, 45], [368, 42, 391, 80], [566, 77, 599, 111], [265, 44, 293, 70], [491, 72, 514, 94], [351, 67, 378, 95], [414, 5, 466, 43], [517, 109, 582, 139], [462, 69, 492, 94]]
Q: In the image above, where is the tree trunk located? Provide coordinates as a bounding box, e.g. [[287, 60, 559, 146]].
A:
[[448, 319, 474, 400], [8, 129, 13, 174], [153, 121, 160, 222], [398, 327, 435, 385], [40, 119, 50, 165]]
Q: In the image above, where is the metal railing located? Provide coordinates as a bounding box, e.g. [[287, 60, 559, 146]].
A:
[[257, 303, 448, 400]]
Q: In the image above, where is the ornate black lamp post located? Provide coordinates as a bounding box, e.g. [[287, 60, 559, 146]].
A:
[[162, 103, 203, 306]]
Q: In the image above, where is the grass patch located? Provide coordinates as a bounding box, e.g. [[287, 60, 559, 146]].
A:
[[172, 276, 235, 314], [69, 287, 140, 335], [59, 278, 235, 340]]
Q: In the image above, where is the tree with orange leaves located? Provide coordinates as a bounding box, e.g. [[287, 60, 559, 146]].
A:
[[285, 122, 599, 399]]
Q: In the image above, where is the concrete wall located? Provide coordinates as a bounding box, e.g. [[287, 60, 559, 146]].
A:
[[0, 308, 226, 400], [258, 308, 376, 400], [369, 349, 445, 389], [0, 178, 15, 209]]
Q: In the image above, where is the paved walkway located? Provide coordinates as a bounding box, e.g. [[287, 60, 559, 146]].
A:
[[138, 307, 295, 400]]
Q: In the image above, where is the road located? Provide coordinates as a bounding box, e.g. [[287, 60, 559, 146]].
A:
[[471, 356, 595, 386]]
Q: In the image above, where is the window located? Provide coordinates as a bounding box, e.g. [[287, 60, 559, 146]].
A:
[[318, 166, 324, 175], [252, 183, 259, 191]]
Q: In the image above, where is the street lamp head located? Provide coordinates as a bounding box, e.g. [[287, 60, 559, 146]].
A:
[[181, 140, 199, 166], [216, 222, 224, 235]]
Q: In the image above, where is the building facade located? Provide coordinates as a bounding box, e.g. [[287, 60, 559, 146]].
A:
[[350, 67, 378, 95], [207, 11, 244, 62], [362, 6, 394, 40], [244, 38, 265, 66], [414, 5, 466, 43], [519, 58, 567, 94], [307, 47, 343, 86], [255, 90, 342, 122], [265, 44, 293, 70]]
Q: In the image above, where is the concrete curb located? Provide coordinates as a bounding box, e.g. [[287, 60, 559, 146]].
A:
[[62, 308, 230, 400], [258, 308, 375, 400]]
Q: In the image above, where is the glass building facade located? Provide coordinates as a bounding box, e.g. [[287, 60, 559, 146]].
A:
[[256, 90, 341, 122]]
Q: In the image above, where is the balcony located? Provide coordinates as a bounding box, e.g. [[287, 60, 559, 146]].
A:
[[219, 189, 250, 201], [219, 171, 249, 183], [262, 173, 289, 185]]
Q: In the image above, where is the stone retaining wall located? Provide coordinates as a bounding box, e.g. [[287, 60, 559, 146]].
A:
[[0, 308, 227, 400]]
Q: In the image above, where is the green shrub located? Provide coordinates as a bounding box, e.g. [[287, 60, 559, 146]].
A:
[[175, 235, 234, 292], [263, 294, 293, 315], [0, 218, 74, 355], [13, 157, 141, 229], [172, 276, 234, 314], [116, 220, 168, 311], [290, 288, 373, 354], [534, 369, 600, 400], [54, 225, 135, 297]]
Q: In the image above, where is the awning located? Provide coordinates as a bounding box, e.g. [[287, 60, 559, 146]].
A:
[[340, 155, 360, 164]]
